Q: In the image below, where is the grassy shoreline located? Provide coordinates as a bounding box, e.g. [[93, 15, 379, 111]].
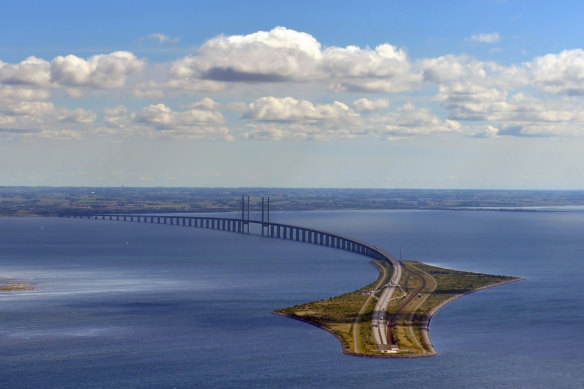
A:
[[0, 282, 34, 291], [274, 260, 521, 358]]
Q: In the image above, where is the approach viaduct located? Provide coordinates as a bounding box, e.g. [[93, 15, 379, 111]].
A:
[[67, 211, 402, 352]]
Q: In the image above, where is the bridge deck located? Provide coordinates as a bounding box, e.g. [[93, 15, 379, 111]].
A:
[[67, 213, 402, 353]]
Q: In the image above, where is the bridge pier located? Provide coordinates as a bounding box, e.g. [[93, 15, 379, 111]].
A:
[[80, 214, 397, 273]]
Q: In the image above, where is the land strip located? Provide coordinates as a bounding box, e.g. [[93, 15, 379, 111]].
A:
[[2, 186, 583, 216], [274, 260, 393, 356], [0, 281, 34, 291], [274, 260, 521, 358], [353, 261, 388, 353]]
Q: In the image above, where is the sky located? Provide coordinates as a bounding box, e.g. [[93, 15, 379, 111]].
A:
[[2, 0, 584, 189]]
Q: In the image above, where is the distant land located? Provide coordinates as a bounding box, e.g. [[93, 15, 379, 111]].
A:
[[1, 186, 584, 216]]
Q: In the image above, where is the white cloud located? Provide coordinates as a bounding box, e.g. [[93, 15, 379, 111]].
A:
[[420, 55, 487, 84], [436, 83, 584, 136], [168, 27, 418, 92], [5, 27, 584, 142], [185, 97, 220, 110], [419, 55, 526, 87], [103, 105, 135, 128], [0, 101, 96, 139], [242, 97, 460, 140], [528, 49, 584, 95], [323, 44, 409, 78], [0, 85, 51, 102], [243, 96, 359, 123], [0, 56, 51, 86], [146, 33, 180, 44], [50, 51, 144, 89], [171, 27, 323, 82], [134, 103, 232, 140], [468, 32, 500, 44], [368, 103, 461, 138], [351, 98, 390, 112]]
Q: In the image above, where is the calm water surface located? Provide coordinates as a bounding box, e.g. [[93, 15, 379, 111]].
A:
[[1, 210, 583, 388]]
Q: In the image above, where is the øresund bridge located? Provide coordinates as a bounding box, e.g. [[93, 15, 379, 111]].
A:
[[67, 196, 402, 354]]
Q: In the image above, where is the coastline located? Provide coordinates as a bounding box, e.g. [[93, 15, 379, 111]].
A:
[[274, 275, 523, 359], [418, 277, 524, 357]]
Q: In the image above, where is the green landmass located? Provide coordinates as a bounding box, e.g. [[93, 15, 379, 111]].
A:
[[1, 186, 583, 216], [0, 281, 34, 291], [275, 260, 392, 355], [274, 260, 520, 358]]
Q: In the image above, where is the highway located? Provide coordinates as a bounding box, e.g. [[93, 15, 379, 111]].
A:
[[370, 250, 402, 353]]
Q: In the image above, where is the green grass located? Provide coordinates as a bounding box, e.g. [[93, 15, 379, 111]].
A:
[[0, 282, 34, 291], [274, 260, 521, 357], [274, 260, 392, 354]]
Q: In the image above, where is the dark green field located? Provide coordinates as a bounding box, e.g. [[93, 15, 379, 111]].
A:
[[1, 186, 583, 216]]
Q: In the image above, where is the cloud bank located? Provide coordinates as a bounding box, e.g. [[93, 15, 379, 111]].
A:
[[2, 27, 584, 140]]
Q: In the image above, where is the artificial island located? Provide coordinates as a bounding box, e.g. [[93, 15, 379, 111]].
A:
[[275, 260, 520, 357]]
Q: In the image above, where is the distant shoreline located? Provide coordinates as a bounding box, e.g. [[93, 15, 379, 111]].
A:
[[1, 186, 583, 217]]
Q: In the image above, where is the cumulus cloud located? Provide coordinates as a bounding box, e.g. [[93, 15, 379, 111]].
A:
[[367, 103, 461, 138], [419, 54, 525, 87], [5, 27, 584, 141], [103, 105, 135, 128], [0, 100, 96, 138], [184, 97, 220, 110], [50, 51, 144, 88], [168, 27, 418, 92], [243, 96, 359, 123], [352, 98, 390, 112], [0, 56, 51, 86], [241, 97, 459, 140], [242, 96, 362, 140], [436, 83, 584, 136], [134, 103, 232, 140], [468, 32, 500, 44], [528, 49, 584, 95], [171, 27, 322, 82], [0, 85, 51, 102]]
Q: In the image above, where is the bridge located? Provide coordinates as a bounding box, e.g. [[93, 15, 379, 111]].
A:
[[67, 208, 402, 353]]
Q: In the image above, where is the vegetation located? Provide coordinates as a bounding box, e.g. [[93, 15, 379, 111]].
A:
[[0, 281, 34, 291], [275, 260, 521, 358], [274, 260, 392, 355], [1, 186, 583, 216]]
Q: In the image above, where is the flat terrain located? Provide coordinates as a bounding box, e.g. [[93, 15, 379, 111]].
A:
[[274, 260, 521, 358], [1, 186, 583, 216], [0, 280, 34, 291]]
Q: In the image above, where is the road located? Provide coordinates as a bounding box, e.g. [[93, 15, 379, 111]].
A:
[[370, 250, 402, 353], [352, 261, 388, 354]]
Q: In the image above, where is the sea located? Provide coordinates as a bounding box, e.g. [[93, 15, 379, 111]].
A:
[[1, 209, 583, 388]]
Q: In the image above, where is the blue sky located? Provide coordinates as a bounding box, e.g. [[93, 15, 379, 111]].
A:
[[2, 0, 584, 188]]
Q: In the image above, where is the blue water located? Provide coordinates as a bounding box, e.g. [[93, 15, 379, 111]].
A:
[[1, 210, 583, 388]]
